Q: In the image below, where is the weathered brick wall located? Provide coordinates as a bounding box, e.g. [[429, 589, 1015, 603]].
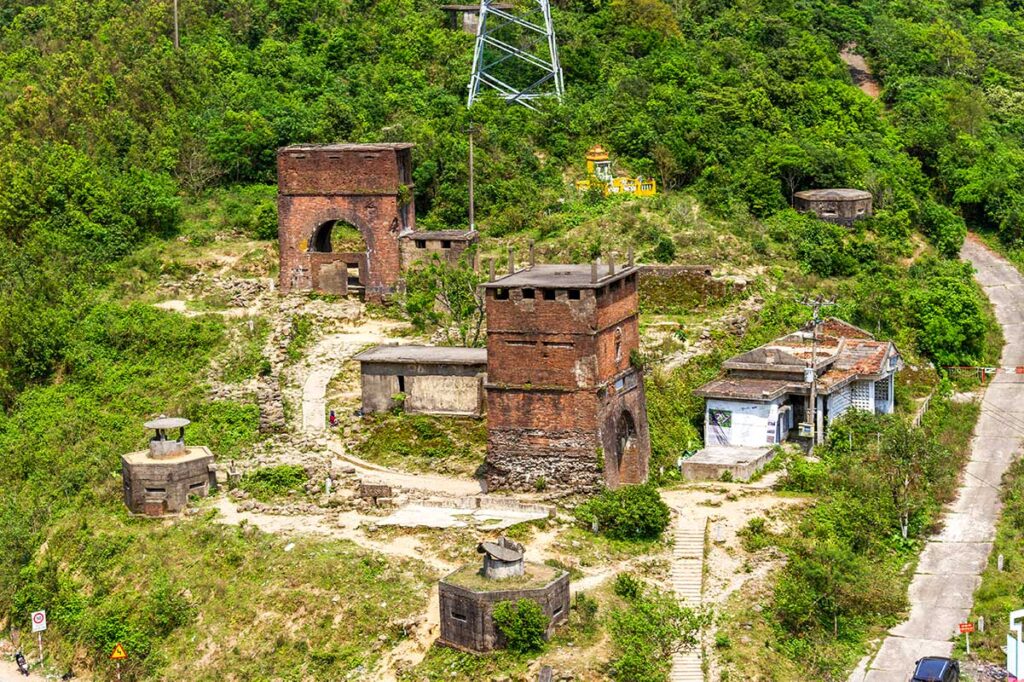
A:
[[399, 238, 474, 270], [597, 373, 652, 487], [277, 146, 414, 301], [278, 146, 410, 195], [484, 273, 650, 491]]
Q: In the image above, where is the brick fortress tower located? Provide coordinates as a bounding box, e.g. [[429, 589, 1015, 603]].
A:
[[277, 143, 415, 302], [483, 256, 651, 491]]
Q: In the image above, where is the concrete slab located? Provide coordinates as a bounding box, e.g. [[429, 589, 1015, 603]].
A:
[[964, 458, 1011, 488], [916, 541, 992, 575], [889, 604, 968, 640], [906, 573, 980, 609], [681, 446, 774, 481], [948, 484, 1002, 517], [866, 636, 953, 673], [376, 503, 548, 529], [934, 512, 997, 543], [967, 437, 1019, 462]]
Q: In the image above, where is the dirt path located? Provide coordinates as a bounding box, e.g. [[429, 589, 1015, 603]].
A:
[[327, 442, 484, 496], [850, 234, 1024, 681], [298, 322, 404, 432], [840, 42, 881, 98]]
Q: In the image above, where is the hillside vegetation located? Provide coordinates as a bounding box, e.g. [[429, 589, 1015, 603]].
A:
[[0, 0, 1022, 678]]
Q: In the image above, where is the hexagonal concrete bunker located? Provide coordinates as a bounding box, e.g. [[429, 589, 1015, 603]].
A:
[[438, 537, 569, 653], [121, 417, 216, 516]]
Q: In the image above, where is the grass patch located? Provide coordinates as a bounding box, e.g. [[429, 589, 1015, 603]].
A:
[[353, 413, 486, 477], [285, 314, 314, 363], [444, 563, 560, 592], [239, 464, 308, 501]]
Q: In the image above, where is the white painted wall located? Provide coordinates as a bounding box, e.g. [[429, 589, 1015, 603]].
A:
[[705, 398, 781, 448]]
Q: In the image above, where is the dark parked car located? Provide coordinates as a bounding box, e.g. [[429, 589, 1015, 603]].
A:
[[912, 657, 960, 682]]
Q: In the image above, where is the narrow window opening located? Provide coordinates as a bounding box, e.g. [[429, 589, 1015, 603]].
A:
[[610, 280, 621, 291], [451, 610, 467, 623], [145, 487, 166, 495], [398, 376, 406, 393], [568, 289, 581, 300], [189, 481, 206, 491], [543, 289, 556, 301], [441, 240, 452, 249], [415, 239, 426, 249], [553, 605, 564, 616], [494, 288, 509, 300], [522, 288, 535, 299]]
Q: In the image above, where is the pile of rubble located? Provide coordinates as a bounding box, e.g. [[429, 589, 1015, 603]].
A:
[[158, 273, 271, 309]]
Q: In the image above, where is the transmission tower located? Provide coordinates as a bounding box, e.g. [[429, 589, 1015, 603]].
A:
[[467, 0, 565, 111]]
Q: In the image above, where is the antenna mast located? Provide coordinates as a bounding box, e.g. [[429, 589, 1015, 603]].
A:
[[467, 0, 565, 111]]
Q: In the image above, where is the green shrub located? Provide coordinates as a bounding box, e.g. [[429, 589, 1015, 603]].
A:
[[240, 465, 307, 500], [573, 592, 599, 631], [492, 599, 548, 653], [612, 572, 643, 600], [575, 484, 671, 540]]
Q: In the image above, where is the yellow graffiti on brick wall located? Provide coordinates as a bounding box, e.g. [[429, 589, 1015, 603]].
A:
[[574, 145, 656, 197]]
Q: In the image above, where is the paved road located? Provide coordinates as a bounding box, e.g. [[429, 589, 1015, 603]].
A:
[[851, 234, 1024, 681]]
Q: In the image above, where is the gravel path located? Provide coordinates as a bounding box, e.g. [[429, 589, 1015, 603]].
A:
[[850, 234, 1024, 681]]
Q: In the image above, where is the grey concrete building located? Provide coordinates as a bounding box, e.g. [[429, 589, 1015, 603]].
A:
[[399, 229, 478, 270], [353, 344, 488, 416], [121, 417, 216, 516], [438, 537, 569, 653], [794, 188, 873, 226]]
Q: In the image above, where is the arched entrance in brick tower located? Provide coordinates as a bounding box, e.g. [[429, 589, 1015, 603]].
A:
[[615, 410, 638, 476], [308, 219, 369, 295]]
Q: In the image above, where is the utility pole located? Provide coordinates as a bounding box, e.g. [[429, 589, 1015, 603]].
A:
[[468, 125, 477, 232], [799, 295, 837, 446], [173, 0, 180, 49]]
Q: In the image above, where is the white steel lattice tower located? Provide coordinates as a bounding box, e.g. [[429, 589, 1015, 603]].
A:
[[467, 0, 564, 110]]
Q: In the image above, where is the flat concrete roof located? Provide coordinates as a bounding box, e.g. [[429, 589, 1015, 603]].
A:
[[144, 417, 190, 429], [686, 446, 773, 465], [794, 188, 872, 200], [353, 344, 487, 365], [122, 445, 213, 466], [483, 264, 638, 290], [280, 143, 415, 152], [440, 3, 512, 9], [402, 230, 478, 241]]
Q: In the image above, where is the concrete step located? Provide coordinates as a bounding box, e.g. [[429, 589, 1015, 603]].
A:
[[671, 515, 706, 682]]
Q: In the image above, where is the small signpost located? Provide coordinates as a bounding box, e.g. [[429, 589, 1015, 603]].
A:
[[960, 621, 975, 655], [31, 610, 46, 662], [110, 642, 127, 680]]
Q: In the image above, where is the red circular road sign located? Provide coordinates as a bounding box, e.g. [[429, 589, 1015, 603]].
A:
[[32, 613, 43, 624]]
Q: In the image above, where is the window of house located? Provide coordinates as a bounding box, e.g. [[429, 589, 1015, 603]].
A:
[[450, 609, 467, 623], [553, 605, 564, 617], [610, 280, 621, 291], [568, 289, 581, 300], [398, 376, 406, 393], [522, 288, 535, 299], [543, 289, 556, 300], [189, 481, 206, 491], [144, 487, 166, 495], [441, 240, 452, 249], [494, 288, 509, 300], [415, 239, 426, 249]]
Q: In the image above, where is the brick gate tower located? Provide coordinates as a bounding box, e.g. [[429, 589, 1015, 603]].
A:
[[483, 259, 651, 491], [277, 143, 415, 301]]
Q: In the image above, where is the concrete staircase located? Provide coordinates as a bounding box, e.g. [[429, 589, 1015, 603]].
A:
[[670, 515, 706, 682]]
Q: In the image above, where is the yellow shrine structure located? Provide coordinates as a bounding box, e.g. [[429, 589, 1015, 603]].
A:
[[575, 145, 656, 197]]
